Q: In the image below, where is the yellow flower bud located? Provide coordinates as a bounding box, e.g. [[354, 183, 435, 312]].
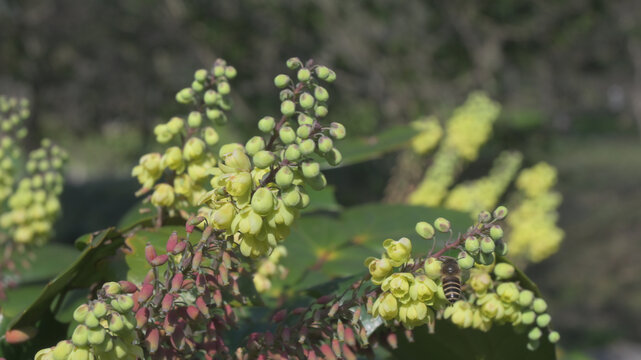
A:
[[151, 184, 175, 207], [468, 270, 492, 294], [167, 117, 184, 134], [173, 174, 193, 196], [223, 149, 252, 172], [162, 146, 184, 172], [212, 203, 236, 230], [381, 273, 414, 303], [496, 282, 519, 303], [383, 237, 412, 266], [183, 137, 206, 161], [226, 172, 252, 197], [373, 292, 398, 320], [365, 257, 393, 284], [398, 300, 431, 328], [409, 275, 438, 303]]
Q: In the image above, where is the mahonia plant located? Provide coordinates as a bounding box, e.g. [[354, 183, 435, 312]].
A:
[[0, 96, 67, 299], [365, 206, 560, 351]]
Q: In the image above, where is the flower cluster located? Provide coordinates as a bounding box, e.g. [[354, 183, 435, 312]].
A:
[[0, 139, 67, 245], [444, 262, 560, 350], [132, 58, 235, 210], [197, 58, 344, 258], [410, 116, 442, 155], [443, 151, 523, 218], [35, 281, 143, 360], [366, 206, 559, 351], [0, 96, 29, 203], [252, 245, 288, 294], [408, 92, 500, 206], [507, 162, 564, 262]]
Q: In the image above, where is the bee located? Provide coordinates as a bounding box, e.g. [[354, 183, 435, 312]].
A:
[[440, 257, 462, 304]]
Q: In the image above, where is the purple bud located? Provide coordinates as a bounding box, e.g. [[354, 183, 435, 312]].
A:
[[222, 251, 232, 269], [342, 344, 356, 360], [161, 294, 174, 312], [173, 241, 187, 254], [404, 329, 414, 343], [359, 327, 368, 346], [328, 303, 339, 317], [135, 307, 149, 328], [145, 328, 159, 353], [118, 281, 138, 293], [281, 327, 290, 343], [336, 320, 344, 341], [192, 251, 203, 269], [138, 283, 154, 303], [171, 273, 184, 292], [320, 344, 337, 360], [271, 309, 287, 323], [213, 289, 223, 307], [351, 307, 361, 325], [344, 327, 356, 347], [145, 244, 157, 263], [332, 338, 341, 357], [166, 231, 179, 253], [144, 269, 155, 284], [196, 296, 209, 316], [387, 333, 398, 349], [150, 254, 169, 267], [316, 295, 332, 305], [298, 326, 308, 344], [219, 264, 229, 285], [186, 306, 199, 320]]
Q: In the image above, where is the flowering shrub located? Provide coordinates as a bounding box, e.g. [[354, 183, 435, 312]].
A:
[[0, 58, 560, 360]]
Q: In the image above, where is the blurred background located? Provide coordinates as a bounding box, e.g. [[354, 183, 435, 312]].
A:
[[1, 1, 641, 359]]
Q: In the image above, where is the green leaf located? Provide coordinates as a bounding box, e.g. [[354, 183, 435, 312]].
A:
[[6, 228, 122, 331], [389, 319, 556, 360], [117, 201, 157, 232], [10, 244, 80, 285], [276, 204, 471, 291], [301, 185, 341, 214], [329, 125, 416, 168]]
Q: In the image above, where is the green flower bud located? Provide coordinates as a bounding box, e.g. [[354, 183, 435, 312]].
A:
[[521, 310, 536, 325], [251, 187, 275, 215], [258, 116, 276, 133], [296, 124, 312, 139], [217, 81, 231, 95], [92, 302, 107, 318], [176, 88, 194, 104], [373, 292, 398, 320], [383, 238, 412, 266], [213, 65, 225, 77], [316, 66, 330, 79], [109, 313, 125, 332], [279, 89, 294, 102], [326, 70, 337, 82], [299, 138, 316, 155], [116, 294, 134, 312], [314, 86, 329, 102], [73, 304, 90, 323], [409, 275, 438, 303], [497, 283, 520, 303], [72, 324, 89, 346], [480, 237, 495, 254], [490, 225, 503, 240], [183, 137, 206, 161], [548, 331, 560, 343], [305, 173, 327, 190], [253, 150, 276, 168], [87, 327, 106, 345], [281, 186, 301, 207], [424, 258, 442, 279], [188, 111, 203, 127], [52, 340, 73, 360], [526, 340, 540, 351], [151, 184, 175, 207], [286, 57, 302, 70], [204, 127, 220, 146], [206, 108, 222, 121], [478, 210, 492, 223], [279, 127, 297, 146], [494, 262, 515, 279], [532, 298, 548, 313], [536, 313, 551, 328], [281, 100, 296, 117], [191, 80, 204, 92], [237, 210, 263, 235], [299, 190, 311, 209], [299, 92, 315, 109], [314, 105, 328, 118], [325, 148, 343, 166], [464, 236, 480, 254], [298, 114, 314, 126], [274, 74, 291, 88], [493, 205, 508, 220], [434, 217, 451, 232], [194, 69, 208, 82], [528, 327, 542, 341], [301, 161, 320, 178], [457, 251, 475, 270], [415, 221, 435, 240], [204, 90, 219, 106], [317, 136, 333, 153], [285, 144, 302, 162], [519, 290, 535, 307], [297, 68, 311, 82], [83, 313, 99, 329], [224, 66, 237, 79], [245, 136, 266, 156], [469, 271, 492, 294], [275, 166, 294, 188]]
